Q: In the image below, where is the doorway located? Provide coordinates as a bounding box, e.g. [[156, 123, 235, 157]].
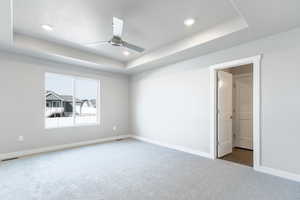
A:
[[210, 55, 261, 169], [217, 64, 253, 166]]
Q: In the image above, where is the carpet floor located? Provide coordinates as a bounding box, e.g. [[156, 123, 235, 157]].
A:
[[0, 139, 299, 200]]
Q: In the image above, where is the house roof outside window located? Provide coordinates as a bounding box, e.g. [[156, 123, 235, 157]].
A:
[[46, 90, 83, 103]]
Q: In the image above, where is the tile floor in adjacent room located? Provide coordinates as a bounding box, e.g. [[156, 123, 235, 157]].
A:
[[221, 147, 253, 167]]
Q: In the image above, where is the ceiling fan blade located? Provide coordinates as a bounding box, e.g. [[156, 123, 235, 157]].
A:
[[123, 41, 145, 53], [86, 41, 108, 47], [113, 17, 124, 37]]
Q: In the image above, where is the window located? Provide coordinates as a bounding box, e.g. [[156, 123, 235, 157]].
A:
[[45, 73, 100, 128]]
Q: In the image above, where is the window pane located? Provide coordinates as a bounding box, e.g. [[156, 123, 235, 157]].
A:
[[75, 78, 98, 125], [45, 73, 74, 128]]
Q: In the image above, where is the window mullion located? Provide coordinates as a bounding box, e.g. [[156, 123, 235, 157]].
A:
[[97, 80, 100, 124], [72, 78, 76, 125]]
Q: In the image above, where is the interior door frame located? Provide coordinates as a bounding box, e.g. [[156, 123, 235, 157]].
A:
[[210, 55, 262, 169]]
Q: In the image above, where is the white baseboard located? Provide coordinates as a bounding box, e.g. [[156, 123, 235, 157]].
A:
[[1, 134, 299, 183], [0, 134, 132, 161], [132, 135, 212, 159], [132, 136, 300, 182], [255, 166, 300, 183]]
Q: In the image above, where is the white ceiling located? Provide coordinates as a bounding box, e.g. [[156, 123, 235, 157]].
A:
[[1, 0, 299, 73], [13, 0, 240, 62]]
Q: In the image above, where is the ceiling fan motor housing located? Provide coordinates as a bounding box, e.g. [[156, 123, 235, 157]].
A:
[[110, 36, 123, 46]]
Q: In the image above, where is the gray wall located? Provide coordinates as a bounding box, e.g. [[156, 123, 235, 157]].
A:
[[0, 52, 129, 154], [130, 27, 300, 175]]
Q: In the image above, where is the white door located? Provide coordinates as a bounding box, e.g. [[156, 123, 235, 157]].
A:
[[217, 71, 233, 157], [233, 74, 253, 149]]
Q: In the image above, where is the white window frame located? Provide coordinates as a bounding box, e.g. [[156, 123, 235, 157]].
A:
[[45, 72, 101, 129]]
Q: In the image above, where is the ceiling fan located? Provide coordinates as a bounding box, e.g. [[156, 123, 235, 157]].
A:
[[86, 17, 145, 53]]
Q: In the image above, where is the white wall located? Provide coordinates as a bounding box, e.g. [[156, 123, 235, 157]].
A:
[[0, 52, 129, 154], [130, 27, 300, 175]]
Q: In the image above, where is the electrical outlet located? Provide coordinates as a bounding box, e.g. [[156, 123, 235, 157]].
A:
[[18, 136, 24, 142]]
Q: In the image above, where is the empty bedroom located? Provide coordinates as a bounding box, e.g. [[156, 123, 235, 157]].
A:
[[0, 0, 300, 199]]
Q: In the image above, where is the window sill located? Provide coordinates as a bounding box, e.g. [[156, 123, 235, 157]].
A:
[[45, 123, 100, 130]]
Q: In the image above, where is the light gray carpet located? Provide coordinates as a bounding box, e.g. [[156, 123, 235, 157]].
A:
[[0, 139, 299, 200]]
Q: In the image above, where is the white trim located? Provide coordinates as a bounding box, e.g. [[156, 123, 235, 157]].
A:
[[72, 78, 76, 125], [97, 79, 101, 125], [132, 136, 212, 159], [44, 122, 100, 130], [256, 166, 300, 183], [9, 0, 14, 44], [0, 134, 132, 161], [1, 134, 299, 182], [210, 55, 262, 169]]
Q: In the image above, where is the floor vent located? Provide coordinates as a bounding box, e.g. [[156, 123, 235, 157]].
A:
[[1, 157, 19, 162]]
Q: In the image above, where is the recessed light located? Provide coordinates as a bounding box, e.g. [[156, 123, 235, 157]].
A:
[[123, 51, 130, 56], [41, 24, 53, 32], [184, 18, 195, 27]]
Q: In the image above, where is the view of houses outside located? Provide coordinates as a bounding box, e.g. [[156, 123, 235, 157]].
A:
[[45, 73, 98, 128]]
